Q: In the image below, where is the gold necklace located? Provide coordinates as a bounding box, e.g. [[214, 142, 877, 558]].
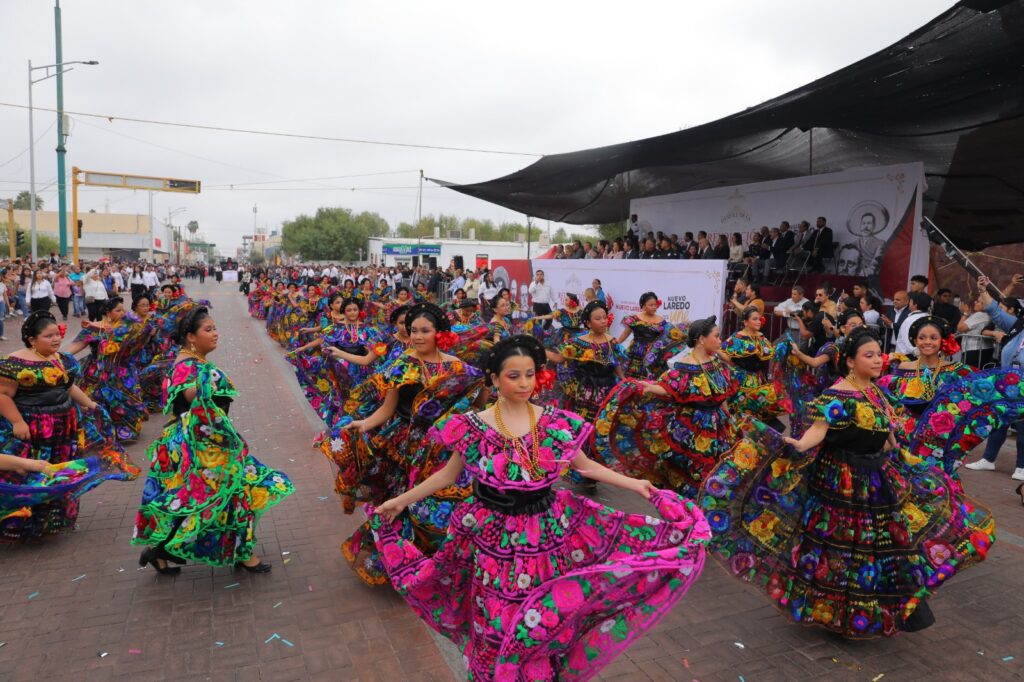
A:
[[181, 349, 207, 363], [493, 400, 543, 479], [31, 348, 68, 382]]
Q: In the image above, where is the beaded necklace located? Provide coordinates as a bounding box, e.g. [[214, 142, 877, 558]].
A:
[[30, 349, 69, 383], [847, 376, 898, 424], [493, 400, 543, 480], [692, 351, 727, 393]]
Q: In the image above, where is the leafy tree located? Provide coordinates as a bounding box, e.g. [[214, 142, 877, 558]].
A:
[[0, 219, 59, 257], [596, 222, 626, 241], [11, 191, 43, 210], [282, 207, 390, 260]]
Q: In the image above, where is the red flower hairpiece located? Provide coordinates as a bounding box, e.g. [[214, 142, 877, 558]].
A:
[[358, 309, 368, 320], [940, 334, 960, 357], [436, 330, 459, 351], [607, 312, 615, 325], [534, 367, 556, 395], [655, 299, 663, 308]]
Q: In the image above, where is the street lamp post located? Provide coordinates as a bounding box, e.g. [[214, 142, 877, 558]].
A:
[[28, 53, 98, 262], [167, 207, 186, 266]]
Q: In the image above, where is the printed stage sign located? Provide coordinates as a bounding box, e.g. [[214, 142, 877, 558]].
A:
[[630, 162, 927, 296], [491, 259, 727, 337]]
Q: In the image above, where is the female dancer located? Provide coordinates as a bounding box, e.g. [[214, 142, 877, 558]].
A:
[[700, 327, 994, 637], [320, 302, 485, 585], [487, 294, 514, 343], [368, 335, 709, 680], [133, 306, 294, 574], [780, 309, 864, 437], [720, 306, 788, 428], [0, 311, 123, 540], [595, 316, 738, 496], [616, 292, 687, 380], [878, 315, 971, 431], [546, 301, 625, 422], [527, 293, 583, 349], [65, 297, 151, 442]]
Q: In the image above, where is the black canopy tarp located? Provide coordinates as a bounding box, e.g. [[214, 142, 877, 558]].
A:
[[436, 0, 1024, 250]]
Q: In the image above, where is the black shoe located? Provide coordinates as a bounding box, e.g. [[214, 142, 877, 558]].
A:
[[1016, 483, 1024, 507], [138, 547, 181, 575], [235, 560, 272, 574]]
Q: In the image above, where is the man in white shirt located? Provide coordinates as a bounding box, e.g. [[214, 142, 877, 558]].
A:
[[448, 269, 466, 295], [111, 268, 125, 293], [895, 292, 931, 355], [528, 270, 554, 329], [142, 266, 160, 291], [772, 285, 808, 339]]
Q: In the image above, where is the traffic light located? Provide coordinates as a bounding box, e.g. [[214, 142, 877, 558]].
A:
[[77, 219, 83, 239], [15, 230, 24, 247]]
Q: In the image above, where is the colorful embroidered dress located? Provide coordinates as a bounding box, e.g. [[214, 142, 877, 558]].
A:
[[74, 321, 151, 442], [620, 316, 687, 380], [132, 358, 294, 566], [772, 339, 841, 438], [553, 337, 626, 421], [594, 358, 738, 496], [905, 368, 1024, 477], [0, 353, 132, 540], [1, 458, 122, 528], [320, 350, 484, 585], [287, 322, 380, 427], [699, 390, 995, 638], [878, 362, 973, 433], [366, 408, 710, 681], [721, 332, 789, 420]]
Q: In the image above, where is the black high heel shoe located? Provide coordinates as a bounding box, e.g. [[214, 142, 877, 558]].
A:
[[235, 559, 272, 574], [139, 547, 181, 575]]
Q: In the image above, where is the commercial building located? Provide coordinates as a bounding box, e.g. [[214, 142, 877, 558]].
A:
[[10, 208, 174, 261]]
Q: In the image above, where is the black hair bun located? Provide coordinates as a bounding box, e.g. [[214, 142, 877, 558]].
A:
[[480, 334, 546, 378], [405, 302, 451, 334], [686, 316, 717, 348], [21, 310, 57, 348]]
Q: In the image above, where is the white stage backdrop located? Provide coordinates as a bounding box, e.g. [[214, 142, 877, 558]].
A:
[[631, 162, 927, 295], [533, 259, 727, 337]]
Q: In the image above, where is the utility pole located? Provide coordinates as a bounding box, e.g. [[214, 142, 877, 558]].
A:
[[27, 60, 38, 261], [54, 0, 69, 258], [417, 170, 423, 226], [6, 200, 15, 260]]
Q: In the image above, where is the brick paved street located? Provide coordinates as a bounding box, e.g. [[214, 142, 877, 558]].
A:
[[1, 281, 1023, 681]]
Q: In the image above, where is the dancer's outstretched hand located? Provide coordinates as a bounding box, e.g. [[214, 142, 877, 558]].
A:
[[375, 497, 407, 522], [629, 477, 656, 500]]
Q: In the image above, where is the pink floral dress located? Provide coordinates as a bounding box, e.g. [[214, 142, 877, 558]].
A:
[[367, 407, 710, 681]]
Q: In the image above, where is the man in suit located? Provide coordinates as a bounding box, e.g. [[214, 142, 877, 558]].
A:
[[880, 289, 909, 351], [808, 216, 834, 271]]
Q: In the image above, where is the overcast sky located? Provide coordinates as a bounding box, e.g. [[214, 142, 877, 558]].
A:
[[0, 0, 955, 253]]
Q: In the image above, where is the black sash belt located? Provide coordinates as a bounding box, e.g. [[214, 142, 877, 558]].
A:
[[472, 480, 555, 516]]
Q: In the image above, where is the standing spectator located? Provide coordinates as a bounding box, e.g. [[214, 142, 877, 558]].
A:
[[932, 288, 961, 330], [592, 279, 607, 304], [528, 270, 554, 328], [806, 216, 834, 271], [965, 277, 1024, 480], [463, 271, 480, 302], [52, 266, 73, 322], [895, 292, 931, 355], [214, 264, 223, 283], [909, 274, 929, 293], [28, 269, 55, 312], [859, 293, 882, 326], [958, 297, 994, 367], [83, 268, 108, 322], [142, 265, 160, 297], [129, 266, 147, 301], [713, 234, 730, 260], [199, 264, 207, 284]]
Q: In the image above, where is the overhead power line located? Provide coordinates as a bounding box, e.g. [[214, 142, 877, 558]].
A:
[[0, 101, 544, 157]]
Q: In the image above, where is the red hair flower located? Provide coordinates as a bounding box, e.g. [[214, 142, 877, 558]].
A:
[[436, 330, 459, 351], [607, 313, 615, 325], [940, 334, 961, 357], [534, 367, 556, 395], [358, 309, 368, 320], [57, 323, 67, 338], [655, 299, 663, 308]]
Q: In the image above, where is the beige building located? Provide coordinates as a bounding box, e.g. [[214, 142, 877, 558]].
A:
[[9, 209, 174, 261]]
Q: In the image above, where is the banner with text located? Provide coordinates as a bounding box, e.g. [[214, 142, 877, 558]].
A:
[[631, 162, 926, 296], [523, 259, 728, 337]]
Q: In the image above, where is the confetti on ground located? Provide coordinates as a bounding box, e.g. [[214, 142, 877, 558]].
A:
[[830, 657, 862, 671], [281, 638, 294, 647], [128, 649, 142, 655], [0, 642, 6, 649], [264, 633, 280, 644], [1004, 656, 1015, 662], [872, 675, 885, 682], [72, 574, 87, 582], [214, 642, 225, 647], [682, 658, 689, 668], [283, 558, 292, 565], [27, 592, 38, 600], [317, 496, 328, 501], [281, 551, 291, 556], [307, 585, 313, 591], [98, 652, 108, 658], [272, 601, 283, 609], [738, 676, 746, 682], [734, 642, 745, 649], [117, 568, 125, 573], [224, 582, 241, 589]]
